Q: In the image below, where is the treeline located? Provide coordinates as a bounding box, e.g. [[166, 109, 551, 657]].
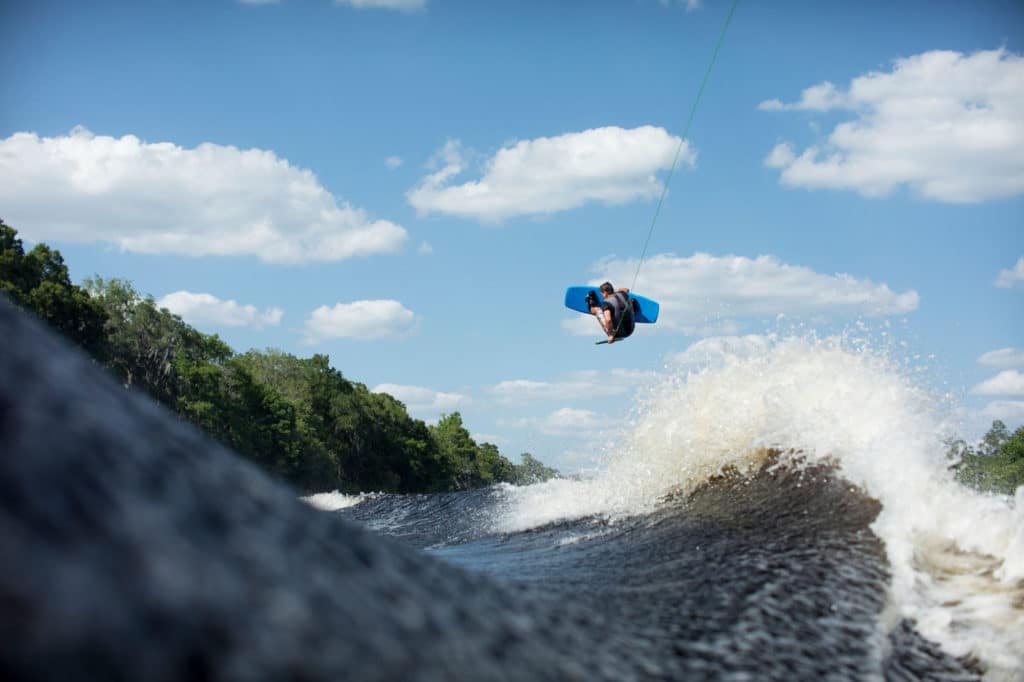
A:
[[949, 420, 1024, 496], [1, 220, 558, 494]]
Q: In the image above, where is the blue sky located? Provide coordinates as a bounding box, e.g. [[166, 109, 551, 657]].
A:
[[2, 0, 1022, 473]]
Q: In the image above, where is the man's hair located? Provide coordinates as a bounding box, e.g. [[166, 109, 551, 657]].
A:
[[599, 282, 614, 294]]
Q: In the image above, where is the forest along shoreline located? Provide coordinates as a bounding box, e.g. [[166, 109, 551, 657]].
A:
[[0, 219, 559, 495]]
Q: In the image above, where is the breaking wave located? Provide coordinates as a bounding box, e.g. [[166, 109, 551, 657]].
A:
[[498, 335, 1023, 679]]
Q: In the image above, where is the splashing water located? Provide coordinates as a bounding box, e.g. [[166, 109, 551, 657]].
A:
[[502, 335, 1023, 678], [302, 490, 376, 512]]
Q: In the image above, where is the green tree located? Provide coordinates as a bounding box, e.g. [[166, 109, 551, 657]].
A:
[[85, 276, 210, 406], [217, 360, 302, 480], [174, 333, 234, 434], [233, 350, 339, 491], [510, 453, 560, 485], [1, 220, 107, 354], [477, 442, 515, 485], [427, 413, 522, 490], [952, 421, 1024, 495], [233, 350, 455, 494], [0, 222, 32, 295], [979, 420, 1010, 457], [431, 412, 483, 490]]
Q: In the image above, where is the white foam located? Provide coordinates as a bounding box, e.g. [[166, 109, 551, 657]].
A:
[[502, 334, 1023, 678], [301, 490, 372, 512]]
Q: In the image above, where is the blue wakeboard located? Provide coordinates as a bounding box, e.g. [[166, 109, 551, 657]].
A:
[[564, 286, 660, 324]]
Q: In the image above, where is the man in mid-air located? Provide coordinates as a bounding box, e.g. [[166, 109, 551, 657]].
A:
[[585, 282, 635, 345]]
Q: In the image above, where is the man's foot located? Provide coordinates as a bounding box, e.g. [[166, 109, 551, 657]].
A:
[[584, 290, 599, 309]]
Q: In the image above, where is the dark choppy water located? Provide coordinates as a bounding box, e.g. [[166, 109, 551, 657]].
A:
[[319, 336, 1024, 680], [337, 463, 985, 680]]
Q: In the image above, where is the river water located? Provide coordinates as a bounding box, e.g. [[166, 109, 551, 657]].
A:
[[315, 336, 1024, 680]]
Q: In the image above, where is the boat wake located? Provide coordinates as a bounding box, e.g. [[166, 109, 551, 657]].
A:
[[337, 335, 1023, 680]]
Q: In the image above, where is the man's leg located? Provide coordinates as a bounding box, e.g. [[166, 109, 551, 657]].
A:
[[585, 291, 608, 332]]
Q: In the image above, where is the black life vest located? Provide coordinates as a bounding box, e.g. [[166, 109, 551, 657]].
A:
[[604, 292, 636, 337]]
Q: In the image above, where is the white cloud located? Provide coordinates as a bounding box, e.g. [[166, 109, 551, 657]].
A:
[[761, 48, 1024, 203], [995, 256, 1024, 288], [539, 407, 600, 436], [500, 407, 602, 438], [562, 314, 606, 337], [763, 142, 797, 168], [0, 127, 408, 264], [978, 347, 1024, 368], [758, 99, 785, 112], [491, 369, 658, 404], [335, 0, 425, 10], [472, 433, 507, 447], [385, 155, 403, 169], [407, 126, 692, 222], [760, 81, 847, 112], [372, 383, 466, 420], [157, 291, 283, 330], [972, 370, 1024, 396], [303, 300, 415, 342], [586, 252, 918, 334], [418, 241, 433, 254], [978, 400, 1024, 425], [492, 379, 549, 399], [658, 0, 702, 10]]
